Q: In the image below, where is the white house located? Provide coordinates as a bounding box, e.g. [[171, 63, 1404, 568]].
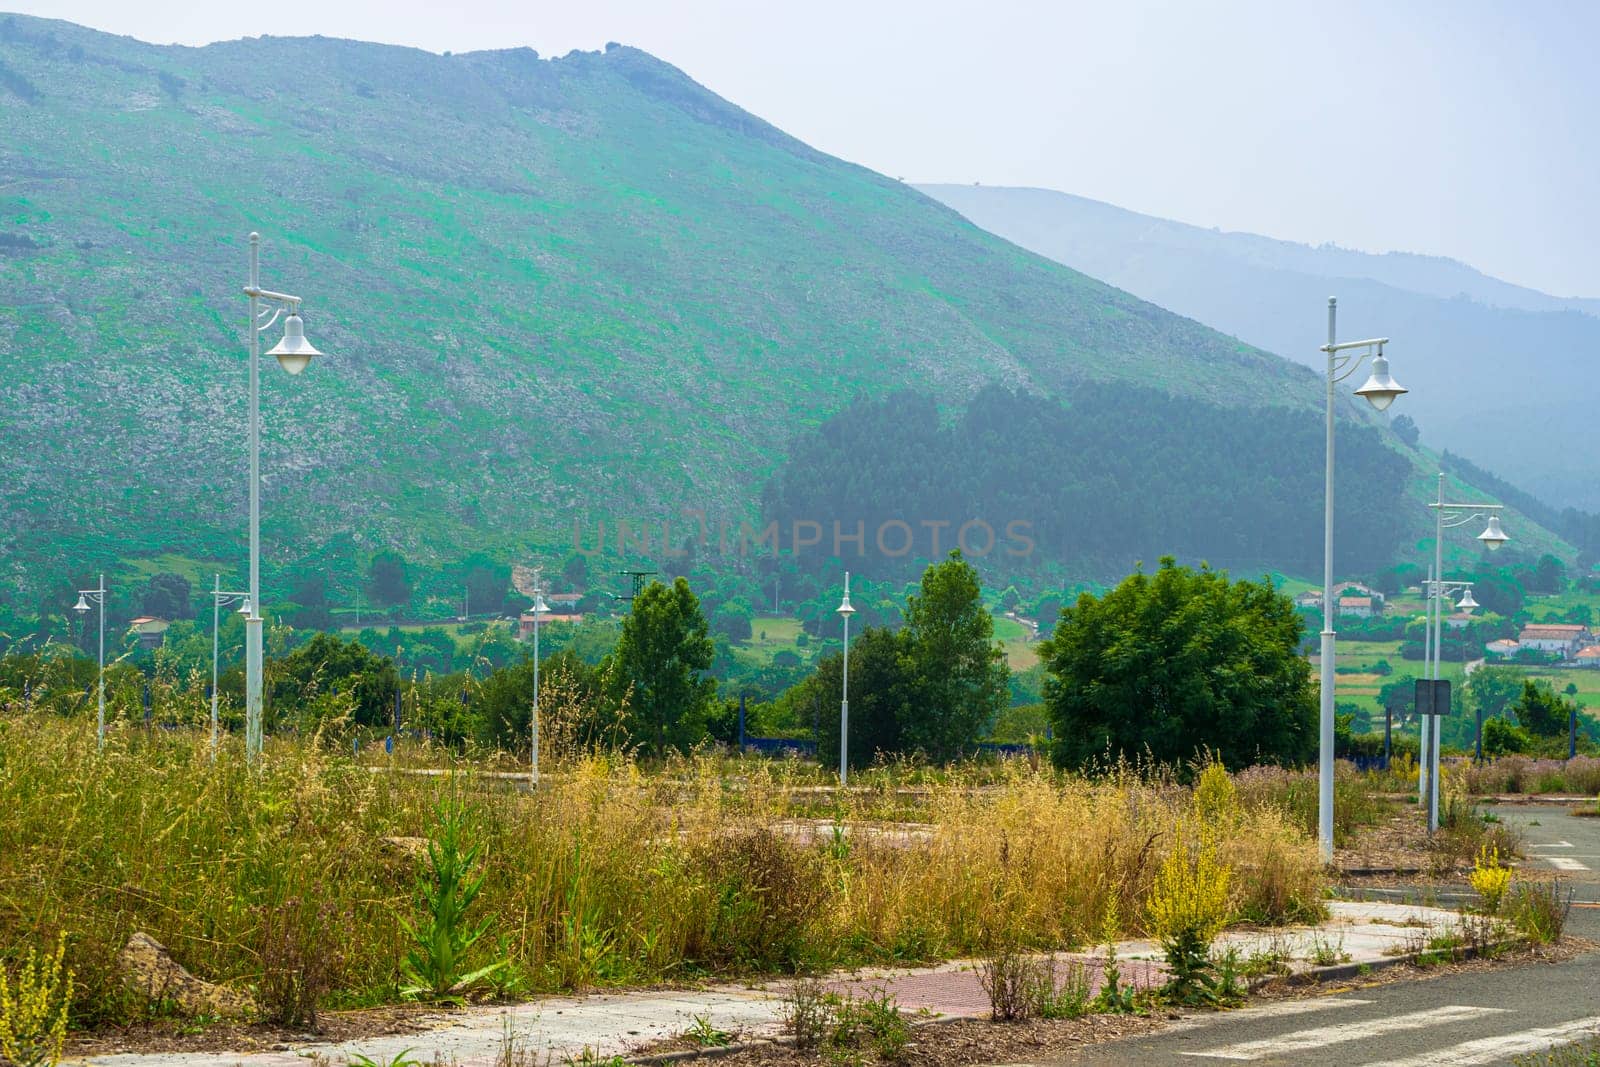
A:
[[1517, 623, 1594, 659]]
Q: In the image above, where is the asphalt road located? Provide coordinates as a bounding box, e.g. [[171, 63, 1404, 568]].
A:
[[1044, 801, 1600, 1067]]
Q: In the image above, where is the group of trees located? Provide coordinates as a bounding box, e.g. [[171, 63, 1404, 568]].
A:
[[1475, 676, 1586, 757], [791, 552, 1008, 766], [764, 384, 1411, 579], [6, 535, 1586, 776]]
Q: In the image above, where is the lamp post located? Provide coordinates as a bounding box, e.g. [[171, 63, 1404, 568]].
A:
[[837, 572, 856, 787], [210, 575, 250, 757], [1422, 473, 1507, 832], [1420, 577, 1475, 828], [529, 587, 549, 788], [242, 232, 324, 760], [1317, 297, 1407, 863], [72, 574, 107, 747]]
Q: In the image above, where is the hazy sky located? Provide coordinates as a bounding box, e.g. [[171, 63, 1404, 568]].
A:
[[16, 0, 1599, 297]]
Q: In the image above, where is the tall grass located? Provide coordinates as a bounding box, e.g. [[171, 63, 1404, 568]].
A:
[[0, 714, 1323, 1026]]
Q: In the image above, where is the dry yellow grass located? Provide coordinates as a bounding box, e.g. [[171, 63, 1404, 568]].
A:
[[0, 714, 1325, 1026]]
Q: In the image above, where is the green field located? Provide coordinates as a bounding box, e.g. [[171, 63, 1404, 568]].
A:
[[733, 616, 809, 668], [1312, 638, 1467, 714], [993, 615, 1041, 670]]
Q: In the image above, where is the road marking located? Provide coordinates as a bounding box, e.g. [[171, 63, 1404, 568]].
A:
[[1179, 1005, 1507, 1060], [1178, 998, 1371, 1024], [1529, 841, 1574, 848], [1356, 1015, 1600, 1067], [1547, 856, 1590, 871]]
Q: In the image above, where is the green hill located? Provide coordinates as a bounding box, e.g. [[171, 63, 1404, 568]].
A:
[[0, 14, 1569, 597]]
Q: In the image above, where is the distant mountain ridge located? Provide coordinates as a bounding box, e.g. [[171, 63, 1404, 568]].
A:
[[918, 184, 1600, 511], [0, 14, 1572, 596]]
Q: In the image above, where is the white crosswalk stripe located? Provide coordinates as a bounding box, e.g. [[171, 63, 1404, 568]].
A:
[[1356, 1015, 1600, 1067], [1529, 840, 1574, 848], [1547, 856, 1590, 870], [1179, 1005, 1508, 1060], [1182, 997, 1372, 1024]]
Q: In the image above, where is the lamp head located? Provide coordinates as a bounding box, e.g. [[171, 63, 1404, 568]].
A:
[[1478, 515, 1509, 551], [531, 592, 549, 615], [238, 595, 252, 616], [265, 312, 323, 375], [837, 571, 856, 616], [1457, 587, 1479, 612], [73, 594, 91, 613], [1354, 351, 1407, 412]]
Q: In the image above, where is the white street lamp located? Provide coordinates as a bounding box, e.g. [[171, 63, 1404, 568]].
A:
[[1316, 298, 1407, 863], [837, 572, 856, 787], [1478, 515, 1509, 551], [530, 587, 549, 789], [72, 574, 107, 747], [242, 232, 326, 761], [1421, 473, 1508, 832], [210, 575, 249, 759]]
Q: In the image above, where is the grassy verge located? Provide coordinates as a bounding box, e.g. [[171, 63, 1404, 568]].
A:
[[0, 715, 1324, 1029]]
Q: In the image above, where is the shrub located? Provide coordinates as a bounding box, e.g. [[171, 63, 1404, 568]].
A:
[[1468, 845, 1512, 915], [257, 898, 345, 1028], [1508, 879, 1571, 945], [1563, 756, 1600, 795], [1483, 718, 1533, 759], [1145, 824, 1232, 1006], [979, 946, 1041, 1022], [697, 828, 828, 972], [781, 977, 832, 1052], [0, 933, 73, 1067]]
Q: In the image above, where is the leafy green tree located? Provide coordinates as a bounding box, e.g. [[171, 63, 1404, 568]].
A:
[[475, 649, 605, 751], [1470, 570, 1525, 619], [1482, 716, 1533, 757], [562, 553, 589, 590], [811, 626, 914, 769], [1466, 666, 1523, 724], [404, 627, 458, 676], [1040, 558, 1315, 770], [899, 551, 1008, 760], [711, 599, 754, 642], [367, 550, 412, 610], [1390, 414, 1421, 448], [288, 573, 334, 630], [1512, 679, 1577, 738], [609, 578, 715, 753], [270, 632, 399, 728], [454, 555, 511, 616], [141, 572, 192, 620], [1379, 675, 1417, 723], [1532, 554, 1567, 595]]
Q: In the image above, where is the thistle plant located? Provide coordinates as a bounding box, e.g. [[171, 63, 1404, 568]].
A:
[[401, 799, 505, 1001], [0, 933, 74, 1067]]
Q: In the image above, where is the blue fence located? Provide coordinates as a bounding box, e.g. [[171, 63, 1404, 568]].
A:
[[742, 736, 819, 757], [740, 737, 1037, 759]]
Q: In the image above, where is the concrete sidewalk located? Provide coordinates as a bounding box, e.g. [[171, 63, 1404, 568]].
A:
[[69, 901, 1469, 1067]]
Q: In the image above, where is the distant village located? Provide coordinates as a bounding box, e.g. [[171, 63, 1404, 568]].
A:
[[1296, 583, 1599, 667]]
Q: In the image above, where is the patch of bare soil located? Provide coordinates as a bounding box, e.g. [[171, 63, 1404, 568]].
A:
[[1251, 936, 1596, 1000], [1334, 808, 1470, 880], [63, 1004, 441, 1058], [644, 1014, 1168, 1067]]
